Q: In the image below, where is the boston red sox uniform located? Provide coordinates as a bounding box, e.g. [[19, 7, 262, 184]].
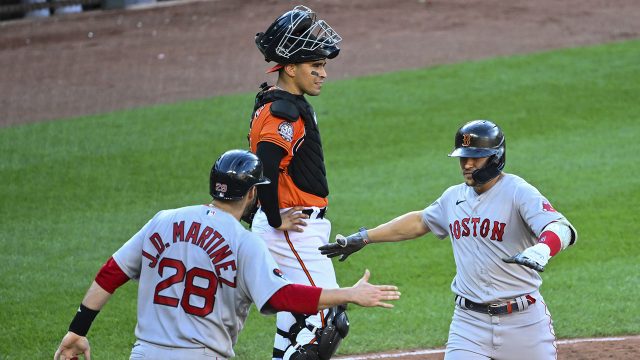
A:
[[318, 120, 577, 359], [422, 173, 575, 359], [113, 204, 290, 359]]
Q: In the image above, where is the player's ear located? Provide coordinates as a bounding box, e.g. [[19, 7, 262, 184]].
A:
[[283, 63, 296, 77], [247, 186, 257, 200]]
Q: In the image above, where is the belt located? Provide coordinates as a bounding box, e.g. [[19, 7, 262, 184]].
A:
[[455, 295, 536, 315], [302, 207, 326, 219]]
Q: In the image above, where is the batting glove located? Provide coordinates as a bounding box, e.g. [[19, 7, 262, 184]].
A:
[[318, 227, 369, 262], [502, 243, 551, 272]]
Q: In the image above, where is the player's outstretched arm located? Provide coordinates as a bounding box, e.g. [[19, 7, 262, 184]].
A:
[[318, 269, 400, 309], [265, 270, 400, 314], [319, 211, 429, 261]]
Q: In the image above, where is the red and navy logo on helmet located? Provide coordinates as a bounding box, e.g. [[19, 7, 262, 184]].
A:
[[462, 134, 472, 147]]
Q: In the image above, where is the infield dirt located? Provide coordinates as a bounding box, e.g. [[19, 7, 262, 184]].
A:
[[1, 0, 640, 126]]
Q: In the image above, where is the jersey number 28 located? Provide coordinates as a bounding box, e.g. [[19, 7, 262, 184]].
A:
[[153, 257, 218, 317]]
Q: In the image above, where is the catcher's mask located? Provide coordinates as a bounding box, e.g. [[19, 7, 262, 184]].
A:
[[255, 5, 341, 66], [448, 120, 506, 185], [210, 150, 270, 200]]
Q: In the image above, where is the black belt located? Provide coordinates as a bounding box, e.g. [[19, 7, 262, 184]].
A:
[[302, 207, 326, 219], [456, 295, 536, 315]]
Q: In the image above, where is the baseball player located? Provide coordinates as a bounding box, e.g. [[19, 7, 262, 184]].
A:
[[248, 6, 344, 360], [53, 150, 400, 360], [320, 120, 578, 360]]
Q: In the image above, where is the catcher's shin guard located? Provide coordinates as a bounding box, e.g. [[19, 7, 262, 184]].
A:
[[283, 307, 349, 360], [285, 344, 320, 360], [317, 306, 349, 359]]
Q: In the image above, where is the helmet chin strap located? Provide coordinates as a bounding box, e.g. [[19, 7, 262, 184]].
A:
[[471, 156, 501, 185]]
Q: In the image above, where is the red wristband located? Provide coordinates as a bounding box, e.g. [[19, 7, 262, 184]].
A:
[[539, 230, 562, 257]]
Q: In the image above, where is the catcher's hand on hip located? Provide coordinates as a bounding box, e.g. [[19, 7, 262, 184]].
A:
[[318, 228, 369, 261], [276, 206, 309, 232], [502, 243, 551, 272]]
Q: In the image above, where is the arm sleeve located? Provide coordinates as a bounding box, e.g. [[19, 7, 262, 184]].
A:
[[94, 257, 130, 294], [422, 200, 448, 239], [238, 233, 291, 314], [264, 284, 322, 315], [514, 183, 566, 237], [256, 141, 287, 228], [112, 212, 160, 279]]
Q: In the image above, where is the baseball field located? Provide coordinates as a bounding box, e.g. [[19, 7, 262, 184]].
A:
[[1, 1, 639, 359]]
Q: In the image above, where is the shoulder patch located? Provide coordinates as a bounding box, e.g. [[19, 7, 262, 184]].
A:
[[542, 201, 557, 212], [278, 121, 294, 142], [273, 268, 288, 280], [270, 100, 299, 122]]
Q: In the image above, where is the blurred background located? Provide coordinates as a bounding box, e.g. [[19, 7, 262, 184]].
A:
[[0, 0, 166, 21]]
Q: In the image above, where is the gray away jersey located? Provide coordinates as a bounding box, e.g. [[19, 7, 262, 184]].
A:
[[422, 174, 566, 303], [112, 205, 290, 358]]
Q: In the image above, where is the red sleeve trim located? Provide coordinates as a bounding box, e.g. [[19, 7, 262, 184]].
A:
[[94, 257, 130, 294], [267, 284, 322, 315], [539, 230, 562, 257]]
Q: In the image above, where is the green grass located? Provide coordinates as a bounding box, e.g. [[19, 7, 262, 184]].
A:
[[1, 39, 639, 358]]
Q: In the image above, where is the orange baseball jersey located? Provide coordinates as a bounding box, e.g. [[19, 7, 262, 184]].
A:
[[249, 102, 328, 209]]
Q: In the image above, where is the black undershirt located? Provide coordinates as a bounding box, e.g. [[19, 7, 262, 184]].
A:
[[256, 141, 287, 228]]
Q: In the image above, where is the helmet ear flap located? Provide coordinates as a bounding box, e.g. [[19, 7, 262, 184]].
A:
[[494, 140, 506, 170], [472, 158, 500, 185]]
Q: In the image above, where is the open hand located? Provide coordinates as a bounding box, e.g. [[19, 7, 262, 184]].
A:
[[53, 331, 90, 360], [349, 269, 400, 308]]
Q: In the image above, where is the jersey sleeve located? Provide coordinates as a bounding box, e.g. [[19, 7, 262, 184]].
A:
[[514, 182, 566, 237], [255, 107, 304, 153], [422, 197, 449, 239], [112, 211, 161, 280], [237, 232, 291, 314]]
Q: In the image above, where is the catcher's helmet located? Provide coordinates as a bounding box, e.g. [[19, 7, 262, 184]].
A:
[[255, 5, 341, 65], [210, 150, 270, 200], [448, 120, 506, 184]]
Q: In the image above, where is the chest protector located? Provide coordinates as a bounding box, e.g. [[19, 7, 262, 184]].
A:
[[252, 83, 329, 198]]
